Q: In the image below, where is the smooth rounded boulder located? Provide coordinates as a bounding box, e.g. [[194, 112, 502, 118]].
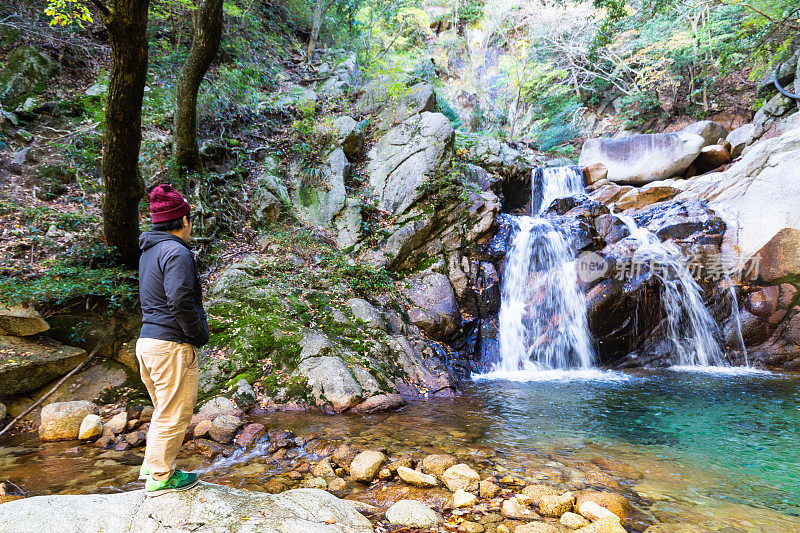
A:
[[39, 401, 98, 441], [579, 132, 705, 184]]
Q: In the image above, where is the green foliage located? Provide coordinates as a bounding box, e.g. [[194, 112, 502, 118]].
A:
[[435, 92, 463, 129], [618, 90, 662, 130], [44, 0, 93, 27]]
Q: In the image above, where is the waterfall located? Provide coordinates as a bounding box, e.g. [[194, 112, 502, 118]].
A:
[[481, 167, 596, 377], [615, 214, 728, 367]]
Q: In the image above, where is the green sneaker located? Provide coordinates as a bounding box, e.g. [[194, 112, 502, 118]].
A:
[[138, 463, 149, 481], [145, 470, 199, 497]]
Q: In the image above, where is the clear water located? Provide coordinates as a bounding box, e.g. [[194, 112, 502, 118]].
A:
[[2, 370, 800, 530]]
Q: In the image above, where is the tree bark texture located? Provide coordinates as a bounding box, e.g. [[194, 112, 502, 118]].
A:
[[175, 0, 224, 174], [100, 0, 150, 267]]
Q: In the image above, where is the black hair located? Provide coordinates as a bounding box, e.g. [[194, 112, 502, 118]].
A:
[[152, 214, 191, 232]]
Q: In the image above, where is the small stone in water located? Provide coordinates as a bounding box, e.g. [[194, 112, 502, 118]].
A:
[[327, 477, 347, 493], [515, 493, 533, 506], [301, 476, 327, 489], [349, 450, 386, 483], [574, 516, 626, 533], [235, 423, 266, 447], [421, 453, 457, 479], [125, 430, 146, 447], [501, 497, 538, 520], [378, 468, 392, 480], [578, 501, 620, 523], [460, 521, 485, 533], [397, 466, 438, 488], [106, 411, 127, 434], [521, 484, 559, 506], [78, 414, 102, 441], [453, 489, 478, 508], [538, 491, 575, 518], [114, 441, 130, 452], [193, 419, 213, 439], [442, 464, 480, 492], [480, 479, 501, 499], [209, 415, 243, 444], [311, 458, 336, 481], [561, 511, 590, 529]]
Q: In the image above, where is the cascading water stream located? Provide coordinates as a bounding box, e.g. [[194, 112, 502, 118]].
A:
[[614, 213, 729, 367], [479, 167, 597, 377]]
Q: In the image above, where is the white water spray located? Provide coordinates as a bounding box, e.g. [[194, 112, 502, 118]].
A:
[[615, 213, 728, 367]]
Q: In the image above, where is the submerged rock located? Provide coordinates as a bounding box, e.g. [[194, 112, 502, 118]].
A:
[[0, 484, 373, 533]]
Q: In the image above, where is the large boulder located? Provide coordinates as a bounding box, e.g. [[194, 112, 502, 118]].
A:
[[677, 127, 800, 258], [681, 120, 729, 148], [331, 116, 364, 159], [726, 123, 757, 158], [462, 134, 533, 178], [753, 229, 800, 283], [39, 401, 98, 442], [401, 272, 462, 339], [293, 148, 349, 228], [0, 45, 59, 108], [385, 499, 442, 528], [357, 81, 435, 131], [293, 355, 363, 412], [579, 132, 705, 184], [367, 111, 454, 215], [0, 336, 86, 395], [0, 305, 50, 336], [0, 484, 373, 533]]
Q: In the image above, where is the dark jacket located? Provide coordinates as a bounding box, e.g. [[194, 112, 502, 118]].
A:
[[138, 231, 209, 348]]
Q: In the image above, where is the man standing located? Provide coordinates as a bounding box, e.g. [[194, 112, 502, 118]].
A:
[[136, 184, 208, 496]]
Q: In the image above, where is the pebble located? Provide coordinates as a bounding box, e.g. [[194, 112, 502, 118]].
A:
[[327, 477, 347, 492], [311, 458, 336, 480], [575, 516, 626, 533], [501, 497, 539, 520], [480, 479, 501, 499]]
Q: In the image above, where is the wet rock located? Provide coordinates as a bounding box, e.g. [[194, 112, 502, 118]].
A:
[[577, 500, 621, 523], [192, 438, 230, 458], [576, 516, 626, 533], [350, 393, 405, 414], [235, 423, 266, 447], [331, 443, 359, 473], [753, 228, 800, 283], [591, 457, 642, 480], [682, 120, 728, 148], [93, 435, 114, 449], [402, 272, 462, 340], [0, 484, 373, 532], [501, 497, 539, 520], [312, 458, 336, 481], [453, 489, 478, 508], [515, 524, 561, 533], [442, 464, 480, 492], [193, 419, 213, 439], [367, 111, 454, 214], [125, 430, 146, 447], [114, 441, 130, 451], [0, 305, 49, 336], [579, 132, 705, 184], [209, 414, 243, 444], [233, 380, 256, 410], [345, 298, 384, 330], [328, 477, 347, 493], [378, 468, 393, 480], [538, 491, 575, 518], [39, 401, 98, 442], [397, 466, 438, 488], [0, 335, 86, 396], [198, 396, 238, 422], [462, 133, 533, 179], [521, 484, 559, 505], [460, 521, 486, 533], [480, 479, 501, 499], [349, 450, 387, 483], [422, 453, 458, 479], [614, 186, 679, 211], [561, 511, 591, 529], [386, 499, 442, 528], [78, 414, 102, 441], [302, 477, 328, 489], [575, 491, 631, 521]]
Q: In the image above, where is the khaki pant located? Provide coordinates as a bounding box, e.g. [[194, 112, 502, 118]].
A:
[[136, 338, 198, 481]]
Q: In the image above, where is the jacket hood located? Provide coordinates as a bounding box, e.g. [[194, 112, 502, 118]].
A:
[[139, 230, 189, 252]]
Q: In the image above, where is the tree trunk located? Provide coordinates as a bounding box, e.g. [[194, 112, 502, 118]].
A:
[[306, 0, 325, 63], [174, 0, 224, 175], [100, 0, 150, 267]]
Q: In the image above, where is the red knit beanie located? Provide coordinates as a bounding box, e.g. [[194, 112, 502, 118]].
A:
[[150, 184, 191, 223]]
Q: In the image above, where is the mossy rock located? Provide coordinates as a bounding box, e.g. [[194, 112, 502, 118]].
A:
[[0, 44, 59, 108]]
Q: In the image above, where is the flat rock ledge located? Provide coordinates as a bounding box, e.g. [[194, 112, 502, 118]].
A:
[[0, 483, 374, 533]]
